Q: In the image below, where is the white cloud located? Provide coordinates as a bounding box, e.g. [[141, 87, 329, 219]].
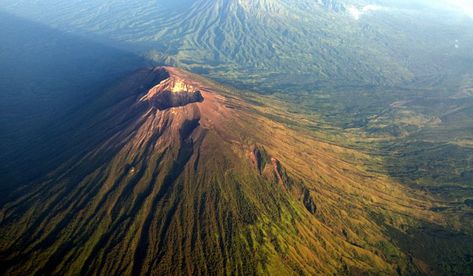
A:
[[348, 6, 362, 20], [363, 5, 383, 13], [348, 5, 385, 20]]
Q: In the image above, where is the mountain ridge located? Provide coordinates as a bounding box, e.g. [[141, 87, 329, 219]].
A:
[[0, 66, 445, 275]]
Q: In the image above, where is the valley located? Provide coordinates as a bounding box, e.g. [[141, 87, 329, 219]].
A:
[[1, 0, 473, 274]]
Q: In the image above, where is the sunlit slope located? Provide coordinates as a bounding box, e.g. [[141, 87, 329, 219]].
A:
[[0, 67, 443, 275]]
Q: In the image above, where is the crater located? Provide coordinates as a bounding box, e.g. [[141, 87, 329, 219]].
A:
[[150, 89, 204, 110], [141, 68, 204, 110]]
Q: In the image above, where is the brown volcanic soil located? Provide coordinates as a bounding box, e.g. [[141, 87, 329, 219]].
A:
[[0, 67, 444, 275]]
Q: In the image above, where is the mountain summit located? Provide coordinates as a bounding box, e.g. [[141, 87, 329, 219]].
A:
[[140, 68, 204, 110], [0, 67, 440, 275]]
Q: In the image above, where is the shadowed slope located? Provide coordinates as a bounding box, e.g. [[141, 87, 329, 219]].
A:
[[0, 12, 147, 197], [0, 67, 442, 275]]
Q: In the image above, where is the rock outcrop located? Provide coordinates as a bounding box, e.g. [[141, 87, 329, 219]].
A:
[[249, 144, 316, 214], [141, 68, 204, 110]]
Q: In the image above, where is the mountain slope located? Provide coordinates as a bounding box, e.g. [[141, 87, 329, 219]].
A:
[[3, 0, 472, 93], [0, 67, 444, 275], [0, 0, 416, 88]]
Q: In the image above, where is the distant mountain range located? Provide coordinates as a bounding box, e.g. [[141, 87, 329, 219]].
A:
[[1, 1, 473, 275], [3, 0, 471, 90]]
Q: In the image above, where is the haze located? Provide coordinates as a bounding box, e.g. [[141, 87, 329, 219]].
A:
[[1, 0, 472, 275]]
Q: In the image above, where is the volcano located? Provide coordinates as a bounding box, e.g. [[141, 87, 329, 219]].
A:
[[0, 67, 441, 275]]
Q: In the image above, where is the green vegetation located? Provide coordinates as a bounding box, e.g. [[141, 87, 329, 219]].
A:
[[0, 68, 421, 274], [1, 0, 473, 274]]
